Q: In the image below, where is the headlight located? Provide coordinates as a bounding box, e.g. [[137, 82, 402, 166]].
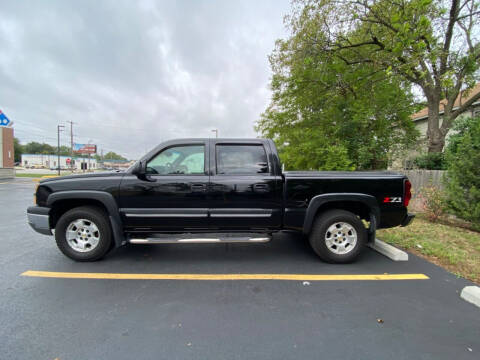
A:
[[35, 185, 51, 206]]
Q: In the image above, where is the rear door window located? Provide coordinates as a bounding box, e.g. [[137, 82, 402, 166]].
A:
[[216, 144, 268, 175]]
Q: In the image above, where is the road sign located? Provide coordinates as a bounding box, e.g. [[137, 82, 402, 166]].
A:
[[0, 110, 11, 127], [73, 143, 97, 154], [66, 158, 71, 165]]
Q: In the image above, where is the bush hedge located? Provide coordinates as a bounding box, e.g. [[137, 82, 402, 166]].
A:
[[413, 152, 446, 170], [444, 116, 480, 230]]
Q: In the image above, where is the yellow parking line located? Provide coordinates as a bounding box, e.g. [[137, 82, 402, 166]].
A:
[[21, 270, 429, 281], [31, 175, 59, 182]]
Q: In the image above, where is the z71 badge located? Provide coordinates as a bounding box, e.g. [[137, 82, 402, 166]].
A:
[[383, 197, 402, 203]]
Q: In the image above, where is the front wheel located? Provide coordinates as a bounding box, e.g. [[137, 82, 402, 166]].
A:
[[55, 206, 113, 261], [309, 209, 366, 263]]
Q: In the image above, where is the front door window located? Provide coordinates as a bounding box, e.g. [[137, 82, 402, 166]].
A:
[[146, 145, 205, 175]]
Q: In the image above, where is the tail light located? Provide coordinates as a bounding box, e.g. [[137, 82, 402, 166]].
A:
[[404, 179, 412, 207]]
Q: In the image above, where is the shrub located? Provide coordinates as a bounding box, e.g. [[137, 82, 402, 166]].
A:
[[413, 152, 446, 170], [418, 185, 446, 222], [444, 116, 480, 230]]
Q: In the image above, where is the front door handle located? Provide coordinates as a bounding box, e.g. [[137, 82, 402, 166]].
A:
[[253, 183, 269, 193], [191, 184, 207, 192]]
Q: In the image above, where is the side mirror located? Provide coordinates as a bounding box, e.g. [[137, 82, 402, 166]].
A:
[[132, 161, 156, 182], [131, 161, 144, 176]]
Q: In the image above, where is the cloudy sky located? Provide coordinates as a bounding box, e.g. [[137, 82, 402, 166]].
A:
[[0, 0, 291, 159]]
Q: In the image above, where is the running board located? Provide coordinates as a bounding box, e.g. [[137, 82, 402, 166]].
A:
[[128, 233, 271, 244]]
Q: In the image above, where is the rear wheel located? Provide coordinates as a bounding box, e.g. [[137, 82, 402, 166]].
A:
[[55, 206, 112, 261], [309, 209, 366, 263]]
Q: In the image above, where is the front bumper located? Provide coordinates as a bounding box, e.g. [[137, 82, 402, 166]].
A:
[[27, 206, 52, 235], [401, 213, 415, 227]]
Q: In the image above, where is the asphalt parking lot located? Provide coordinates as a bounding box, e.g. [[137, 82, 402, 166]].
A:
[[1, 178, 479, 360]]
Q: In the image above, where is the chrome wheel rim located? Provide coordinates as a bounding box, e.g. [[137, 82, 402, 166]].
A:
[[325, 222, 357, 255], [65, 219, 100, 253]]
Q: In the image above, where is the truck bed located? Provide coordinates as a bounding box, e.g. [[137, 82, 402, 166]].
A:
[[284, 171, 405, 178], [283, 171, 408, 230]]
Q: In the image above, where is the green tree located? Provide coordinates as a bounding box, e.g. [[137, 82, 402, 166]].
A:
[[444, 116, 480, 229], [56, 145, 71, 156], [13, 137, 23, 162], [290, 0, 480, 153], [22, 141, 71, 156], [23, 142, 55, 154], [257, 8, 418, 170], [102, 151, 127, 161]]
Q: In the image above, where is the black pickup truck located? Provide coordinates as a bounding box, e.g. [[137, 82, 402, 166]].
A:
[[27, 138, 414, 263]]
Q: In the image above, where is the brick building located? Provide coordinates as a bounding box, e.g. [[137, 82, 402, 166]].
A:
[[0, 127, 14, 179]]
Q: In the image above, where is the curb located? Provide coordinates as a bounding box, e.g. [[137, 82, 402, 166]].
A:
[[368, 239, 409, 261], [460, 286, 480, 308]]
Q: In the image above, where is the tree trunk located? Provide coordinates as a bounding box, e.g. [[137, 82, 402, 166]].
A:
[[427, 129, 445, 152], [426, 96, 446, 153]]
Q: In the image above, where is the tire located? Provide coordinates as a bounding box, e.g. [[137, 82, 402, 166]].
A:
[[308, 209, 366, 263], [55, 206, 113, 262]]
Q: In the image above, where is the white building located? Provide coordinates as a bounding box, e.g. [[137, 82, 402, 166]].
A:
[[21, 154, 97, 170], [411, 82, 480, 143], [391, 83, 480, 169]]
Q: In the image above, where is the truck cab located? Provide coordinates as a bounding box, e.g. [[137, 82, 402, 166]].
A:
[[120, 138, 283, 233]]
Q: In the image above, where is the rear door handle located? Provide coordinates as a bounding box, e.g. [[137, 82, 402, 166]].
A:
[[191, 183, 207, 192], [253, 183, 269, 193]]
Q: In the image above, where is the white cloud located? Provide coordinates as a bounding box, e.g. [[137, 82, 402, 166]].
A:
[[0, 0, 289, 159]]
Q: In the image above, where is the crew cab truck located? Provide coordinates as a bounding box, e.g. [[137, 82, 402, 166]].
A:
[[27, 138, 414, 263]]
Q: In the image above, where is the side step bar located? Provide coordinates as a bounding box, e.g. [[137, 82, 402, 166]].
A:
[[128, 233, 271, 244]]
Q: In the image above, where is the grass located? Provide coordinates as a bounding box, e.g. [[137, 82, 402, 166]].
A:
[[16, 172, 74, 178], [377, 214, 480, 284]]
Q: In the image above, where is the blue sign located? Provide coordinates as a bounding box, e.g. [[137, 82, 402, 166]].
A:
[[0, 110, 11, 127]]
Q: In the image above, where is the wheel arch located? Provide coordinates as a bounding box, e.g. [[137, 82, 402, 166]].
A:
[[302, 193, 380, 240], [47, 191, 125, 247]]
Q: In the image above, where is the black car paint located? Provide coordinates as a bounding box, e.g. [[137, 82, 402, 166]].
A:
[[118, 139, 210, 231], [208, 139, 283, 230], [31, 138, 411, 247]]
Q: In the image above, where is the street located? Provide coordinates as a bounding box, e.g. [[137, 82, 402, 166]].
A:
[[1, 178, 479, 360]]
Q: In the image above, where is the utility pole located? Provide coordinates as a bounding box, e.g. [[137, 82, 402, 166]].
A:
[[211, 129, 218, 138], [67, 121, 75, 170], [57, 124, 65, 176], [87, 139, 92, 172]]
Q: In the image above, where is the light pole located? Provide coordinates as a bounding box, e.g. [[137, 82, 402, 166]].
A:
[[88, 139, 92, 172], [67, 121, 75, 171], [211, 129, 218, 138], [57, 124, 65, 176]]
